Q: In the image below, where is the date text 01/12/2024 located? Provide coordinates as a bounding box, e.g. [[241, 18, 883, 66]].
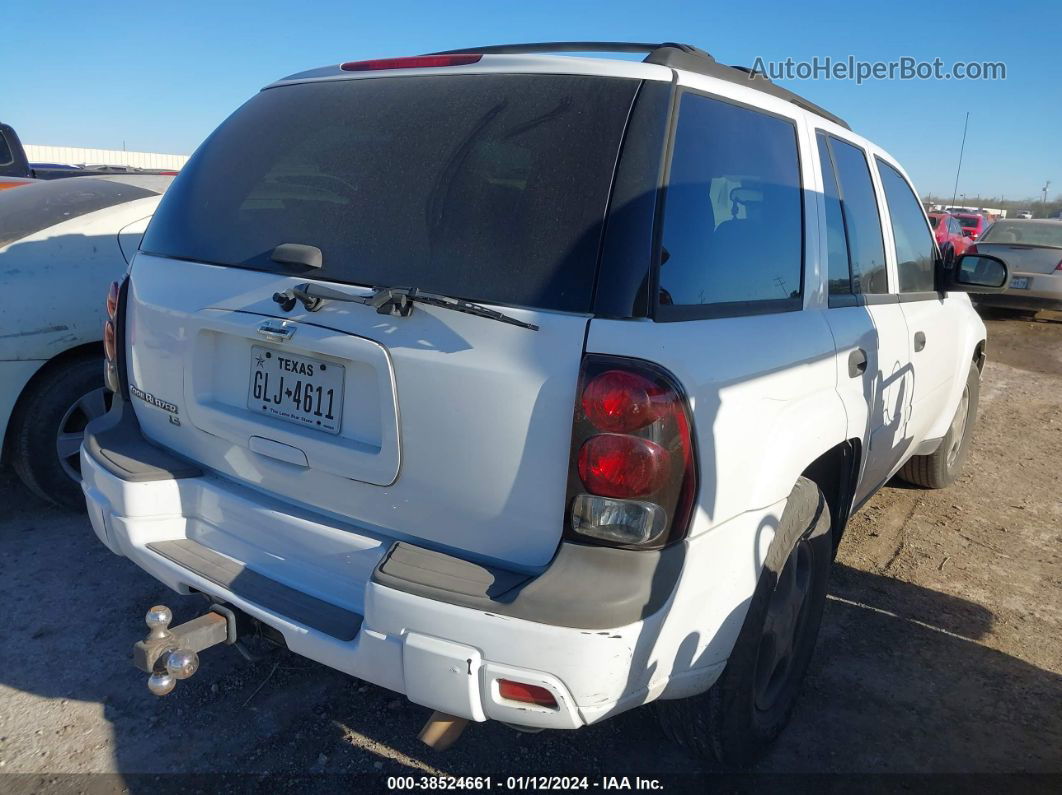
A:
[[386, 776, 664, 791]]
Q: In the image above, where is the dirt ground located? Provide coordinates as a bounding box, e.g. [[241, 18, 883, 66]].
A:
[[0, 313, 1059, 789]]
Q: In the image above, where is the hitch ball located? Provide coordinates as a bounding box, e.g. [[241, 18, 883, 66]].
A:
[[135, 604, 233, 696], [166, 648, 200, 680], [148, 671, 176, 696]]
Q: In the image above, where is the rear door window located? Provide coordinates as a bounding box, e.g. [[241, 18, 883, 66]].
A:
[[877, 159, 936, 293], [141, 74, 641, 314], [656, 92, 803, 316], [827, 137, 888, 294], [816, 133, 852, 296]]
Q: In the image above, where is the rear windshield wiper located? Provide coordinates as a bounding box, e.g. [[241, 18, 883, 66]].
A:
[[273, 283, 539, 331]]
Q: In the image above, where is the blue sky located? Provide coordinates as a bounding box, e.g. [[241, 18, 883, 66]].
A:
[[3, 0, 1058, 200]]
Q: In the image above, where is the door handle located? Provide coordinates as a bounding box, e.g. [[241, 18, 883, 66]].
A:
[[848, 348, 868, 378], [914, 331, 926, 352]]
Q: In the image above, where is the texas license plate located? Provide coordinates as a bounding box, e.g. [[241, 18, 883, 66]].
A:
[[1010, 277, 1029, 289], [247, 346, 344, 434]]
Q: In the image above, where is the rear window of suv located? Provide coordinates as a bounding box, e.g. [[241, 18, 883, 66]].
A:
[[141, 74, 642, 313]]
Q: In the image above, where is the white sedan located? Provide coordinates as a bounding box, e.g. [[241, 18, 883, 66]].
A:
[[0, 174, 172, 507]]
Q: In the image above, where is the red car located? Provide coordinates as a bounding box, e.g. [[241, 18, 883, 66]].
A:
[[954, 212, 992, 242], [927, 212, 971, 256]]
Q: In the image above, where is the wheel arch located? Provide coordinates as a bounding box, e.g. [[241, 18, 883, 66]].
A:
[[1, 342, 103, 465], [800, 439, 861, 552]]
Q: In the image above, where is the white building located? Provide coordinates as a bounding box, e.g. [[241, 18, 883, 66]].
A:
[[24, 144, 189, 171]]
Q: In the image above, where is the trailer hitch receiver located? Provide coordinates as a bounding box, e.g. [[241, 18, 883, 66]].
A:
[[134, 605, 236, 696]]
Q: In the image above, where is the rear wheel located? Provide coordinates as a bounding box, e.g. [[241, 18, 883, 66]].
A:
[[898, 363, 980, 489], [10, 355, 111, 509], [655, 477, 832, 767]]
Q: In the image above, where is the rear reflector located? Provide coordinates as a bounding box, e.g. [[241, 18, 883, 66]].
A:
[[340, 54, 482, 71], [498, 679, 557, 708]]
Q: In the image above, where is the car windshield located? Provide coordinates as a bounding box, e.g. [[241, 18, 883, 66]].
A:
[[956, 215, 982, 228], [141, 74, 641, 313], [980, 221, 1062, 247]]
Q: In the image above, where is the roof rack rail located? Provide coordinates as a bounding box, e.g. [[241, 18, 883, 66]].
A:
[[427, 42, 850, 130]]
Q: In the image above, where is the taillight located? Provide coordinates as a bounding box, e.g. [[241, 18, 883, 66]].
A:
[[565, 356, 697, 549], [966, 243, 978, 255], [104, 280, 122, 393], [577, 434, 669, 498], [103, 320, 116, 361], [1055, 258, 1062, 272], [106, 280, 120, 319], [340, 54, 482, 71], [498, 680, 557, 708]]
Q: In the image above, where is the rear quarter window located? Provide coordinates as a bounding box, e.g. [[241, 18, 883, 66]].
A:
[[655, 92, 803, 317], [141, 74, 642, 313]]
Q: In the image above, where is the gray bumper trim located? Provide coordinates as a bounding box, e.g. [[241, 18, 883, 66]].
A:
[[84, 396, 202, 482], [372, 540, 685, 630], [147, 539, 363, 642]]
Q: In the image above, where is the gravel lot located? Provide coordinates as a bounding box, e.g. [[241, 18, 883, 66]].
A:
[[1, 313, 1059, 789]]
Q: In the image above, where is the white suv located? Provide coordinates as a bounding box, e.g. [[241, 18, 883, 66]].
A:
[[81, 43, 1007, 764]]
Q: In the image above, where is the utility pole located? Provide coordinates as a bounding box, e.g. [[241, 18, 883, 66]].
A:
[[1044, 180, 1052, 210], [950, 112, 970, 209]]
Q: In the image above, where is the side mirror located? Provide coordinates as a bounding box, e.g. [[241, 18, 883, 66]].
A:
[[942, 253, 1009, 293]]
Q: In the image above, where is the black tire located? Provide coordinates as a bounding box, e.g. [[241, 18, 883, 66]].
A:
[[9, 354, 111, 510], [656, 477, 832, 767], [898, 364, 979, 489]]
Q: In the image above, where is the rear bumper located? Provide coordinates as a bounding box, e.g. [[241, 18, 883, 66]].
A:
[[81, 401, 739, 728], [973, 274, 1062, 312], [974, 294, 1062, 312]]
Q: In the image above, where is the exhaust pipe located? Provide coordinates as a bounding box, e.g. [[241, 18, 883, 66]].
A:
[[418, 711, 469, 751], [134, 604, 237, 695]]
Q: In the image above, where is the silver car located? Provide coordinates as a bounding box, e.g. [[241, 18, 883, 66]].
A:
[[971, 219, 1062, 313]]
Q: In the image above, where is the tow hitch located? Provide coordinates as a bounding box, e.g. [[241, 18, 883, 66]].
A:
[[134, 604, 237, 695]]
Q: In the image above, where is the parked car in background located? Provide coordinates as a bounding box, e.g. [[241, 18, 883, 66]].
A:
[[955, 212, 992, 241], [970, 219, 1062, 313], [0, 174, 172, 507], [81, 42, 1007, 765], [928, 212, 971, 257], [1016, 210, 1033, 219], [0, 175, 38, 192], [1, 122, 178, 180]]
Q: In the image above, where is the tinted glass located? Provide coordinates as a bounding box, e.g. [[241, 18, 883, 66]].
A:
[[981, 220, 1062, 247], [657, 93, 802, 308], [956, 215, 981, 228], [142, 75, 640, 313], [0, 133, 12, 167], [816, 134, 851, 295], [878, 159, 936, 293], [927, 215, 940, 228], [829, 138, 888, 293], [0, 178, 157, 249]]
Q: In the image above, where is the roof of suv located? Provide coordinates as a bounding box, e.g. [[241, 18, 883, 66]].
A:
[[274, 42, 850, 130]]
